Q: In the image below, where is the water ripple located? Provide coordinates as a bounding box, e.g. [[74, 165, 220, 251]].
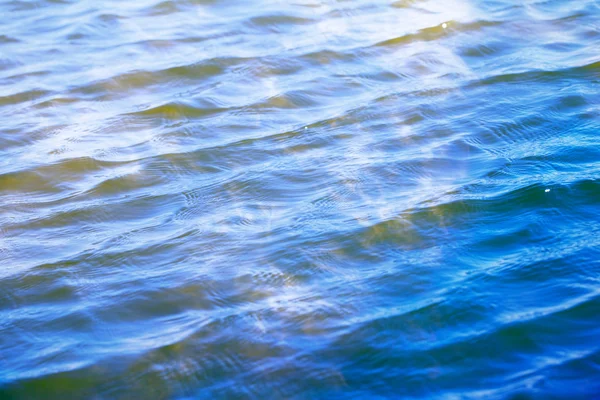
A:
[[1, 0, 600, 398]]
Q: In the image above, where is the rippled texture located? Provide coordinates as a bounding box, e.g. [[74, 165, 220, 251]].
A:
[[1, 0, 600, 398]]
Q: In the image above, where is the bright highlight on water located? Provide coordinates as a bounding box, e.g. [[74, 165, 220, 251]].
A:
[[1, 0, 599, 398]]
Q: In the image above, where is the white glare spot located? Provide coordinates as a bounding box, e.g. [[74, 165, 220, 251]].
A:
[[305, 126, 308, 130], [442, 23, 448, 29], [545, 189, 550, 193]]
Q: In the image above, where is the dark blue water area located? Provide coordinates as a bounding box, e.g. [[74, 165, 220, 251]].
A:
[[0, 0, 600, 398]]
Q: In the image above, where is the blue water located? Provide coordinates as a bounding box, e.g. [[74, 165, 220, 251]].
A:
[[1, 0, 600, 398]]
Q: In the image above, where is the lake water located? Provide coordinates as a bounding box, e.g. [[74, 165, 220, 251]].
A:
[[1, 0, 599, 398]]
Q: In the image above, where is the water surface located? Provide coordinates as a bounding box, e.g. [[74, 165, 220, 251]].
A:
[[1, 0, 600, 398]]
